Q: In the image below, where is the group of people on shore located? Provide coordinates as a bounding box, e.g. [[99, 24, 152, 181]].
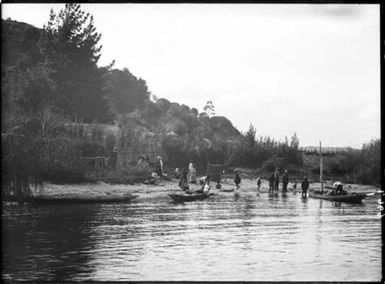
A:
[[135, 154, 312, 197], [176, 164, 311, 197], [267, 169, 309, 197], [226, 169, 309, 197], [268, 169, 290, 193], [266, 169, 309, 197], [136, 154, 165, 177], [136, 155, 167, 184]]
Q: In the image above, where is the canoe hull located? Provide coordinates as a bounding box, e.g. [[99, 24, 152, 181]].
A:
[[309, 192, 366, 203], [3, 194, 138, 205], [221, 189, 234, 192], [169, 193, 209, 202]]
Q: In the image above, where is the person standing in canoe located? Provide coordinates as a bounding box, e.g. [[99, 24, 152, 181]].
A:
[[282, 170, 289, 192], [188, 162, 197, 183], [234, 172, 241, 190], [269, 172, 275, 193], [179, 168, 189, 192], [301, 177, 309, 197]]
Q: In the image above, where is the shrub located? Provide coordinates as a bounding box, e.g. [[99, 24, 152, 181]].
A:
[[173, 120, 188, 136], [262, 157, 286, 172], [326, 157, 345, 175]]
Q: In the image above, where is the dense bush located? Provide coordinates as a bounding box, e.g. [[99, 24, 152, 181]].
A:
[[79, 141, 106, 157], [262, 159, 276, 172], [326, 157, 345, 175], [161, 135, 188, 167], [143, 100, 162, 119], [167, 103, 183, 118], [172, 119, 188, 136], [262, 157, 287, 172], [41, 161, 85, 184], [156, 98, 171, 112], [354, 139, 380, 185], [227, 125, 302, 171]]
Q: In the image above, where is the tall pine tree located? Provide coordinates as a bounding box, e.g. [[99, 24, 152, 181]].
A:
[[39, 4, 112, 123], [105, 68, 150, 115]]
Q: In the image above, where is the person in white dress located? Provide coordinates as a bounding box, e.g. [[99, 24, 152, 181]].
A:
[[188, 162, 197, 183]]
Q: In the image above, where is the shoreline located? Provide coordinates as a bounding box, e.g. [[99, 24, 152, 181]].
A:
[[32, 178, 380, 198]]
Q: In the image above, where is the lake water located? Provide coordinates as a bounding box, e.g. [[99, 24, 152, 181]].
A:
[[2, 188, 382, 281]]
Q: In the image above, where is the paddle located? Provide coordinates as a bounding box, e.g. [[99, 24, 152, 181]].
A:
[[366, 192, 376, 196]]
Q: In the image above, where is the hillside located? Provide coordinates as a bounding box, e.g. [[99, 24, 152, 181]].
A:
[[1, 18, 241, 138], [2, 19, 41, 71], [1, 8, 380, 190]]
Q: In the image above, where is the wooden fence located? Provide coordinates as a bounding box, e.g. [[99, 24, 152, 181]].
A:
[[117, 150, 164, 168], [80, 156, 108, 176]]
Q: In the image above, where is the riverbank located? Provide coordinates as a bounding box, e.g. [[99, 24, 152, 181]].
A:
[[33, 178, 380, 199]]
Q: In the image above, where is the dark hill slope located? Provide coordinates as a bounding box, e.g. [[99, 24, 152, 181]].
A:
[[1, 19, 242, 142], [2, 19, 42, 70]]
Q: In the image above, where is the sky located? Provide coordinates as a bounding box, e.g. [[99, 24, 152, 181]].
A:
[[1, 4, 380, 148]]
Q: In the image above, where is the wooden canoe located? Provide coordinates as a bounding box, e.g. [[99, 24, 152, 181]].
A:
[[220, 189, 234, 192], [169, 193, 210, 202], [309, 191, 367, 203], [3, 194, 138, 205]]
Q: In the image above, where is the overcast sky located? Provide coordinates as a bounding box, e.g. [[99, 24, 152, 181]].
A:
[[2, 4, 380, 148]]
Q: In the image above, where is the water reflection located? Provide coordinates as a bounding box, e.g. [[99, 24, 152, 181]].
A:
[[234, 191, 241, 201], [2, 204, 102, 281], [2, 189, 381, 281]]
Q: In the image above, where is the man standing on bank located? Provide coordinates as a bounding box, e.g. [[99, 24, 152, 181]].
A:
[[269, 172, 275, 193], [282, 170, 289, 193], [301, 176, 309, 198], [257, 177, 262, 191], [234, 172, 241, 190], [155, 156, 164, 178]]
